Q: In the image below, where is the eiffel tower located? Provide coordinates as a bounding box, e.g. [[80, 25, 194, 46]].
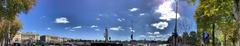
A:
[[173, 0, 179, 46]]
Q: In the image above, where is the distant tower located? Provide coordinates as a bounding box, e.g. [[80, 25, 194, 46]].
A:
[[173, 0, 179, 46], [109, 37, 111, 41], [130, 24, 134, 40], [130, 27, 136, 46], [104, 28, 109, 42], [131, 31, 134, 40]]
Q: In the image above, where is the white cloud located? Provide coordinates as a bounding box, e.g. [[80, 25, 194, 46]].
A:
[[129, 8, 138, 12], [73, 26, 82, 29], [96, 18, 101, 21], [139, 35, 146, 38], [139, 13, 145, 16], [147, 32, 160, 35], [146, 32, 172, 41], [155, 0, 180, 21], [147, 32, 153, 35], [156, 34, 172, 41], [152, 0, 180, 30], [117, 18, 122, 22], [109, 26, 123, 31], [147, 35, 170, 41], [91, 25, 98, 28], [65, 26, 82, 31], [95, 29, 100, 31], [151, 22, 168, 30], [129, 27, 135, 32], [117, 18, 125, 22], [130, 30, 135, 32], [47, 27, 51, 30], [155, 35, 163, 38], [153, 32, 160, 35], [149, 35, 155, 38], [99, 14, 103, 16], [55, 17, 69, 24], [69, 29, 75, 31]]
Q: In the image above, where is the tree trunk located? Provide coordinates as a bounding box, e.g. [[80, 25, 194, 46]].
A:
[[224, 34, 226, 46], [212, 23, 215, 46], [233, 42, 236, 46], [233, 0, 240, 46]]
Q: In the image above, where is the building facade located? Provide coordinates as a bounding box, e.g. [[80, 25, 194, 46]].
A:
[[40, 35, 66, 43], [11, 32, 40, 45]]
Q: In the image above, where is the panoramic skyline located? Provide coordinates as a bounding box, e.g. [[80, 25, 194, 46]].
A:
[[18, 0, 199, 40]]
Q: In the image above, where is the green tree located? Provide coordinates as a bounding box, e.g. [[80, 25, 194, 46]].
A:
[[0, 0, 36, 45], [194, 0, 234, 46], [217, 14, 236, 46], [189, 31, 198, 45], [232, 0, 240, 45], [182, 32, 190, 44]]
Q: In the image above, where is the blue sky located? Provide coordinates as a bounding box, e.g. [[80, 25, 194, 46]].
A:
[[18, 0, 199, 41]]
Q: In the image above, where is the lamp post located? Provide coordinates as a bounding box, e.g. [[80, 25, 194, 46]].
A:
[[104, 28, 109, 42]]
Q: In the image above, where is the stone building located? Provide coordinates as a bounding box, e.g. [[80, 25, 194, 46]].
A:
[[11, 32, 40, 46], [40, 35, 66, 43]]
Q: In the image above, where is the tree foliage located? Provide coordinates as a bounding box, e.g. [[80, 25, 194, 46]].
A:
[[0, 0, 36, 42], [194, 0, 237, 45]]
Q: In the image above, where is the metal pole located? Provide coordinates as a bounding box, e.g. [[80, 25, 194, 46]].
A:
[[130, 20, 135, 46], [104, 28, 108, 42], [174, 0, 178, 46]]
